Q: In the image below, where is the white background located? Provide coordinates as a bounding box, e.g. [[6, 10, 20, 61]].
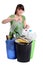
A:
[[0, 0, 43, 65]]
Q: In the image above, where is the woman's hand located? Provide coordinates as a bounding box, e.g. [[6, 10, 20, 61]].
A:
[[24, 24, 30, 31], [2, 18, 12, 24], [2, 15, 19, 24], [25, 25, 30, 29], [24, 20, 30, 30]]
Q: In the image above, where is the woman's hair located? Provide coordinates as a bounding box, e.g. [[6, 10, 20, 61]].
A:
[[15, 4, 25, 14]]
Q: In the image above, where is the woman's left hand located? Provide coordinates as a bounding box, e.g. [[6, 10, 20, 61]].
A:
[[24, 24, 30, 31], [25, 24, 30, 29], [24, 20, 30, 29], [26, 25, 30, 29]]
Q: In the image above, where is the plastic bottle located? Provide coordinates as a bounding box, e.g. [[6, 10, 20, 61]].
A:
[[27, 30, 36, 41]]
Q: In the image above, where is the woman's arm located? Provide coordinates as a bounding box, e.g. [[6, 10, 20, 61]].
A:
[[2, 17, 13, 24], [24, 20, 30, 29], [2, 16, 19, 24]]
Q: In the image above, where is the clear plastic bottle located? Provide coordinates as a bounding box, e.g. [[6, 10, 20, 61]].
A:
[[27, 30, 36, 41]]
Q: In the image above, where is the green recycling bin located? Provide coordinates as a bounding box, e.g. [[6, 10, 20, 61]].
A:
[[30, 40, 35, 59]]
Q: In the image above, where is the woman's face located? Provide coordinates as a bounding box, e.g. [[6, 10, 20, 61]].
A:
[[17, 9, 24, 15]]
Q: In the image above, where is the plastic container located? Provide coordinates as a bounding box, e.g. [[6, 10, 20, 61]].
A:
[[22, 29, 36, 41], [15, 39, 32, 62], [6, 38, 17, 59]]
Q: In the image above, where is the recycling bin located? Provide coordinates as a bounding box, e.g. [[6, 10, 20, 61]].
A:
[[6, 38, 17, 59], [30, 40, 35, 59], [15, 39, 32, 62]]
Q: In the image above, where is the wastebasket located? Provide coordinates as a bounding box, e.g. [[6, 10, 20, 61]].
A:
[[6, 38, 17, 59], [30, 40, 35, 59], [15, 39, 32, 62]]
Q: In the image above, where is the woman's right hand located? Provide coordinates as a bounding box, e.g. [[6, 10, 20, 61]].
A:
[[2, 15, 19, 24], [2, 17, 13, 24]]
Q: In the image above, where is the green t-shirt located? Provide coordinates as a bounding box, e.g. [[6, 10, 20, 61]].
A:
[[9, 15, 25, 38]]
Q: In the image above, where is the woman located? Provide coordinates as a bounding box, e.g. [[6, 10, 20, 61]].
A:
[[2, 4, 29, 38]]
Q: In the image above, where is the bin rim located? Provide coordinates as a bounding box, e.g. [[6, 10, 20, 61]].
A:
[[15, 40, 32, 46], [5, 38, 15, 43]]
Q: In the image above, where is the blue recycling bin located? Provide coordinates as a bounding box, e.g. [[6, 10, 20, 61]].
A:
[[6, 38, 17, 59]]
